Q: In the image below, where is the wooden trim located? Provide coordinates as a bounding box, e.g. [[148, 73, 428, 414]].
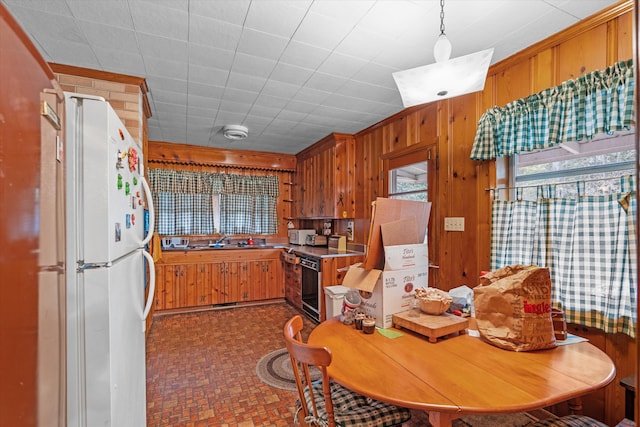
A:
[[488, 0, 632, 76], [48, 62, 152, 118], [148, 140, 297, 171]]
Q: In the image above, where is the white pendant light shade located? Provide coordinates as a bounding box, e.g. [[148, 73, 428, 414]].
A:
[[433, 34, 452, 62], [393, 0, 493, 108], [393, 48, 494, 108]]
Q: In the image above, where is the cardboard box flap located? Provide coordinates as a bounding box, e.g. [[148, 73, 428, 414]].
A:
[[342, 262, 382, 292], [364, 198, 431, 270], [380, 217, 420, 246]]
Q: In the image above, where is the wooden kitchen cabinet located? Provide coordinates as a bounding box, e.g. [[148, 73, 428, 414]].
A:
[[154, 249, 283, 312], [282, 256, 302, 309], [295, 133, 355, 219]]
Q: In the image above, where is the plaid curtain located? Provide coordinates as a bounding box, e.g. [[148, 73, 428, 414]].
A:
[[149, 169, 279, 235], [490, 176, 637, 337], [471, 59, 635, 160]]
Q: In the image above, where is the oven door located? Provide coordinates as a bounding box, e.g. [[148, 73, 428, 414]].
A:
[[300, 259, 321, 322]]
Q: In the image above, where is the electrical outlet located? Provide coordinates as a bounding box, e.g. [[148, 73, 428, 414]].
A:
[[444, 217, 465, 231]]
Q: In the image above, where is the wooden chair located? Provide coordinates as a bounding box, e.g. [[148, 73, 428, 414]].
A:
[[283, 315, 411, 427]]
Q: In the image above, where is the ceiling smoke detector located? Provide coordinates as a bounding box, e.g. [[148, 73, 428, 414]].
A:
[[222, 124, 248, 140]]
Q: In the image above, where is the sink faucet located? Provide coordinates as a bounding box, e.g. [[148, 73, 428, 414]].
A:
[[214, 235, 228, 245]]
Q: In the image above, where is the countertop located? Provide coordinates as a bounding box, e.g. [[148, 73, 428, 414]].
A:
[[162, 242, 366, 259], [286, 244, 365, 259]]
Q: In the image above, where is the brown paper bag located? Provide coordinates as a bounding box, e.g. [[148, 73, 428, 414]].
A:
[[473, 264, 557, 351]]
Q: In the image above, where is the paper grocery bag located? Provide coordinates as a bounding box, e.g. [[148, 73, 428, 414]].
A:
[[473, 264, 557, 351]]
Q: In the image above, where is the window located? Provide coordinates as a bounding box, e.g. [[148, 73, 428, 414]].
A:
[[511, 131, 635, 198], [149, 169, 279, 236], [388, 160, 428, 202]]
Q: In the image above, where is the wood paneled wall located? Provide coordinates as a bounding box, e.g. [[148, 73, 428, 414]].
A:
[[352, 1, 634, 424]]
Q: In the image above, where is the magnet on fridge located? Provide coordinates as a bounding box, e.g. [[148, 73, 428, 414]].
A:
[[117, 174, 123, 189], [131, 213, 136, 225], [125, 214, 131, 228], [115, 223, 121, 242], [125, 182, 130, 195]]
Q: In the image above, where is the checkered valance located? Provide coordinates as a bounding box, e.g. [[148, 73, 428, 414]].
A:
[[471, 59, 635, 160], [148, 169, 279, 197]]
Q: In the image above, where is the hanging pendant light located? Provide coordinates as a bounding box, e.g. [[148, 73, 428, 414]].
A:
[[392, 0, 493, 108]]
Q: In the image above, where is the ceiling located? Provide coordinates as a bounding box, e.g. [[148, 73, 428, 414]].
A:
[[2, 0, 622, 154]]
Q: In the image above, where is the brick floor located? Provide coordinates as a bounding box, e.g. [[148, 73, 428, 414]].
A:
[[146, 301, 431, 426]]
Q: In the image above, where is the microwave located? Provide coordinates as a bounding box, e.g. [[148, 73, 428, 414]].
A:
[[288, 229, 316, 245]]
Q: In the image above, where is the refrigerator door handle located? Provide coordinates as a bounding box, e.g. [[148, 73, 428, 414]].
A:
[[140, 176, 155, 247], [142, 249, 155, 330]]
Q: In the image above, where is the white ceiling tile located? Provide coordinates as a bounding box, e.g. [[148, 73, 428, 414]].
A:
[[137, 33, 188, 62], [227, 72, 266, 92], [147, 76, 188, 93], [2, 0, 71, 15], [188, 44, 235, 70], [129, 0, 188, 40], [291, 11, 355, 50], [244, 1, 309, 38], [77, 21, 139, 52], [279, 40, 331, 70], [153, 89, 188, 105], [67, 0, 134, 29], [189, 0, 250, 26], [188, 64, 229, 86], [231, 53, 277, 79], [261, 79, 301, 99], [236, 28, 289, 60], [93, 47, 146, 76], [283, 100, 318, 114], [358, 0, 431, 38], [188, 14, 243, 50], [270, 62, 314, 86], [292, 87, 331, 104], [308, 0, 374, 22], [144, 57, 188, 80], [222, 87, 259, 104], [304, 72, 348, 93], [187, 82, 226, 99], [187, 105, 219, 119], [335, 27, 397, 62], [254, 93, 289, 109], [317, 52, 369, 79]]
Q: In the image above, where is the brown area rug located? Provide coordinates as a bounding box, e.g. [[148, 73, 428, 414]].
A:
[[256, 348, 321, 391]]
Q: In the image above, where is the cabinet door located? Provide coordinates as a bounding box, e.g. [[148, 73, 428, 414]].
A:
[[195, 263, 213, 306], [247, 261, 267, 301], [183, 264, 198, 307], [162, 264, 182, 309], [211, 262, 226, 304], [225, 261, 244, 303], [263, 259, 283, 299], [154, 264, 166, 310]]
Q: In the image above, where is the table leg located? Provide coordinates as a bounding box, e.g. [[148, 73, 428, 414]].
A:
[[568, 397, 583, 415], [428, 411, 458, 427]]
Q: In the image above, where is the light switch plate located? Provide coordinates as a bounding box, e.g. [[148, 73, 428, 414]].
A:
[[444, 217, 465, 231]]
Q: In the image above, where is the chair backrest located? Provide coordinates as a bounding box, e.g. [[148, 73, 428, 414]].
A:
[[283, 315, 336, 427]]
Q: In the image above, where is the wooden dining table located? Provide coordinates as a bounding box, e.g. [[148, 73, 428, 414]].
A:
[[308, 316, 616, 427]]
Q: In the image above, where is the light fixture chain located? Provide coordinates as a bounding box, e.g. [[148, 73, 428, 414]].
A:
[[439, 0, 446, 35]]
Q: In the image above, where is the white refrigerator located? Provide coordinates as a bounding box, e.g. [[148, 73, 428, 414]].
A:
[[65, 93, 155, 427]]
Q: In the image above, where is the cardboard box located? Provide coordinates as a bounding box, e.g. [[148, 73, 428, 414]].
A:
[[383, 243, 428, 271], [343, 262, 428, 328]]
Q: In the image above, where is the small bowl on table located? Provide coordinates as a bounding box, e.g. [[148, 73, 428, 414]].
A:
[[416, 288, 452, 315], [419, 298, 451, 315]]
